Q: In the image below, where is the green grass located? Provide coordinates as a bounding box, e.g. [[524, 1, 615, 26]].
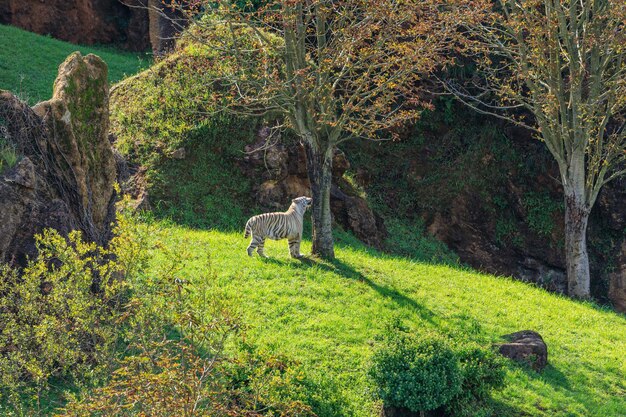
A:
[[144, 220, 626, 417], [0, 136, 18, 174], [0, 24, 150, 104]]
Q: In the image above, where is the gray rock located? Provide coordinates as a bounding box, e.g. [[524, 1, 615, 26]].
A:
[[498, 330, 548, 372], [171, 147, 186, 159]]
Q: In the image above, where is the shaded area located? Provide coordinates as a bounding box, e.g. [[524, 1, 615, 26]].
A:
[[263, 255, 436, 324]]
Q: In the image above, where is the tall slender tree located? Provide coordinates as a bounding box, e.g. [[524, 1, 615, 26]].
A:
[[448, 0, 626, 297], [175, 0, 487, 258]]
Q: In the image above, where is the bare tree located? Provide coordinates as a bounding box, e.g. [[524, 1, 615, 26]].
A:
[[174, 0, 486, 258], [447, 0, 626, 297]]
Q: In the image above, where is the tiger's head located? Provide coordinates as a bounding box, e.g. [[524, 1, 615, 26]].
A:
[[291, 196, 312, 214]]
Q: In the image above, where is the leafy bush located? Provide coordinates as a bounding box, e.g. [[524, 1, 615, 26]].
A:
[[370, 325, 506, 416], [445, 343, 506, 417], [369, 329, 463, 413], [0, 226, 137, 414], [522, 191, 561, 237], [57, 339, 314, 417]]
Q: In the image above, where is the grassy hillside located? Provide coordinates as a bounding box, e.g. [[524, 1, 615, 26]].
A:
[[105, 24, 623, 417], [0, 24, 150, 103], [0, 19, 624, 417], [145, 220, 626, 417]]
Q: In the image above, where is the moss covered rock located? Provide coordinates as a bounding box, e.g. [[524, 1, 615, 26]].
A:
[[33, 52, 116, 237], [0, 52, 116, 264]]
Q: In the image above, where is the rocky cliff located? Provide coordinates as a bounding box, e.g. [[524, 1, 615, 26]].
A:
[[0, 0, 149, 51]]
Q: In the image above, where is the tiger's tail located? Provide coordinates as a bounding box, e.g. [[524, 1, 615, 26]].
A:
[[244, 220, 252, 238]]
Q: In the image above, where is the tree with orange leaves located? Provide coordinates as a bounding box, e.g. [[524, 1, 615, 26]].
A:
[[175, 0, 488, 258]]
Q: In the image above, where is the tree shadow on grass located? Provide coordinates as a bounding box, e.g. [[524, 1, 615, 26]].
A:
[[536, 364, 571, 390], [262, 256, 435, 323]]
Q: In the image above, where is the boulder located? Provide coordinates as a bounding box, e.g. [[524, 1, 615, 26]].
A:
[[33, 52, 116, 237], [332, 187, 387, 248], [0, 52, 117, 265], [498, 330, 548, 371]]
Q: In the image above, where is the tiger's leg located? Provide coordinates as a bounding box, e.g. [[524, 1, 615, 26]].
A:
[[256, 237, 268, 258], [247, 234, 258, 257], [288, 237, 303, 258]]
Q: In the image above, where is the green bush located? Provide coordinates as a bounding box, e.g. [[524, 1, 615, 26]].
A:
[[369, 329, 463, 413], [0, 227, 137, 414], [445, 343, 506, 417], [370, 325, 506, 416]]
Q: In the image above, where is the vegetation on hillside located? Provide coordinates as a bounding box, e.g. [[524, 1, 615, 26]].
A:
[[3, 210, 623, 416], [110, 36, 260, 230], [0, 24, 150, 104], [1, 6, 625, 417], [131, 220, 626, 417], [453, 0, 626, 298], [344, 100, 626, 300]]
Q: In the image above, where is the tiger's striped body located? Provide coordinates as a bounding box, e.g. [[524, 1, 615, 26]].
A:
[[244, 196, 312, 258]]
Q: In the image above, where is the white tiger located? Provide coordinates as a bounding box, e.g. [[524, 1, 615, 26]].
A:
[[244, 196, 312, 258]]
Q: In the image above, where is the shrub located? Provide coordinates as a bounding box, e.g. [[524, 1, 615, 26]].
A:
[[369, 325, 506, 417], [0, 228, 135, 414], [57, 339, 314, 417], [369, 330, 463, 413], [445, 343, 506, 417]]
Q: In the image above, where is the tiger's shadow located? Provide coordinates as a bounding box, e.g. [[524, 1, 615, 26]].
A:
[[260, 256, 434, 323]]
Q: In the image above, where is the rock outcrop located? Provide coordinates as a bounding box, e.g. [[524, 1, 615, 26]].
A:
[[498, 330, 548, 372], [0, 52, 117, 265], [608, 242, 626, 313], [0, 0, 150, 51], [148, 0, 188, 57], [241, 132, 387, 249]]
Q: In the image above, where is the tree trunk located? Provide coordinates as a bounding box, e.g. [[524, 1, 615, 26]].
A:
[[303, 140, 335, 259], [564, 190, 591, 298]]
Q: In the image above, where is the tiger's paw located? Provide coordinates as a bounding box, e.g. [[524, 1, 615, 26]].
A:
[[291, 253, 305, 259]]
